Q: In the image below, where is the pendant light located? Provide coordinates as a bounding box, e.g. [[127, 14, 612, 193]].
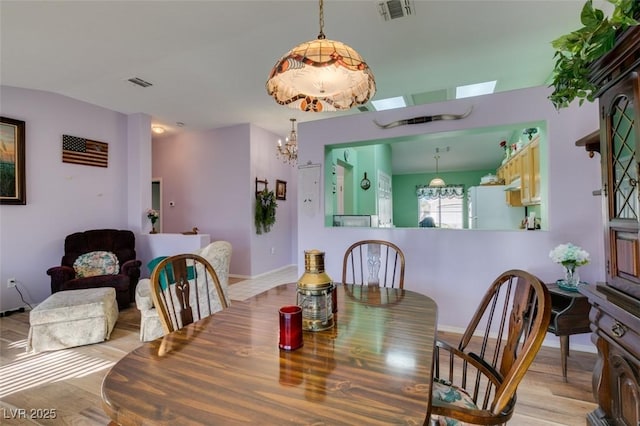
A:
[[429, 155, 446, 188], [266, 0, 376, 112]]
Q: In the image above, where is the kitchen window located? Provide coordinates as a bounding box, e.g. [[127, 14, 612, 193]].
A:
[[417, 185, 464, 229]]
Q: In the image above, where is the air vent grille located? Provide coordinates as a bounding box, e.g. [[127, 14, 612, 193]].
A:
[[127, 77, 153, 88], [377, 0, 413, 21]]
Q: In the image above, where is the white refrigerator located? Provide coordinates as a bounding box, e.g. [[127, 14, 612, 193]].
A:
[[468, 186, 524, 229]]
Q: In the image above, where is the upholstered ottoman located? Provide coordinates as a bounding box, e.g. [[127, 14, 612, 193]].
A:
[[27, 287, 118, 352]]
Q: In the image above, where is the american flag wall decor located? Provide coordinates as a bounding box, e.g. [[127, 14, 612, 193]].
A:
[[62, 135, 108, 167]]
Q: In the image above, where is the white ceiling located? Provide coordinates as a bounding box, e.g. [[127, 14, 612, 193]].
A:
[[0, 0, 599, 173]]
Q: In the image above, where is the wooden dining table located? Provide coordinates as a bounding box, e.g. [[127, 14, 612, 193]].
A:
[[102, 283, 438, 425]]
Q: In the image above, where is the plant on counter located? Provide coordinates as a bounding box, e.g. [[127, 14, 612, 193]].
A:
[[549, 0, 639, 109], [255, 189, 277, 234]]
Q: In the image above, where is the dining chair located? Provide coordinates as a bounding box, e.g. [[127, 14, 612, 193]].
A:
[[149, 253, 229, 334], [429, 269, 551, 426], [341, 240, 405, 288]]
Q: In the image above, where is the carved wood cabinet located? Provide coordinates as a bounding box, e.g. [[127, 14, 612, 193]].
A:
[[579, 26, 640, 426]]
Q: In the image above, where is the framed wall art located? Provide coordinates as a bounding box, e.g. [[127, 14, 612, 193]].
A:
[[0, 117, 26, 205], [276, 179, 287, 200]]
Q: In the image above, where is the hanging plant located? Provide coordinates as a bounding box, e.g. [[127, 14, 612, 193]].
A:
[[255, 189, 277, 234], [549, 0, 639, 109]]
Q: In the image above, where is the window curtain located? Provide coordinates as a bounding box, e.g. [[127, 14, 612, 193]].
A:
[[416, 185, 465, 200]]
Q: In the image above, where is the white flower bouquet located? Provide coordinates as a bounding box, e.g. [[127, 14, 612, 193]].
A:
[[146, 208, 159, 224], [549, 243, 590, 267]]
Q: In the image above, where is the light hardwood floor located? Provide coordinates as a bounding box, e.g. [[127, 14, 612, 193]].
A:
[[0, 272, 597, 425]]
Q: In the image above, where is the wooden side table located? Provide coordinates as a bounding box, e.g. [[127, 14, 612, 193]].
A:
[[545, 282, 591, 381]]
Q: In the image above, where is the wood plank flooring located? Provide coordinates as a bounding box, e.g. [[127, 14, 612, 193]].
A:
[[0, 290, 598, 425]]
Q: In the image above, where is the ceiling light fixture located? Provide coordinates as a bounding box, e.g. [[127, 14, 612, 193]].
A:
[[276, 118, 298, 165], [266, 0, 376, 112], [151, 126, 165, 134], [429, 149, 447, 187]]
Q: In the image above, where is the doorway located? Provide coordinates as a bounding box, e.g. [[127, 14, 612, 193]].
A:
[[152, 178, 162, 233], [335, 162, 354, 214]]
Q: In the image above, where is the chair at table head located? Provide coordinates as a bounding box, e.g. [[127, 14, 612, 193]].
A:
[[429, 269, 551, 426], [149, 253, 229, 334], [341, 240, 405, 289]]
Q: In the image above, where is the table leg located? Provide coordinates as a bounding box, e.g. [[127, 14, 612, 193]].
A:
[[560, 335, 569, 382]]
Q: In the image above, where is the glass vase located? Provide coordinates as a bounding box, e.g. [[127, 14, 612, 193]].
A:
[[564, 263, 580, 287]]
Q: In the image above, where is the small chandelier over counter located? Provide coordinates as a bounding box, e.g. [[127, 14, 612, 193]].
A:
[[266, 0, 376, 112], [429, 155, 446, 187], [277, 118, 298, 165]]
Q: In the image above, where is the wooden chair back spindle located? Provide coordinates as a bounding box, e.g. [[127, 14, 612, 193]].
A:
[[430, 269, 551, 425], [150, 253, 228, 334], [342, 240, 405, 289]]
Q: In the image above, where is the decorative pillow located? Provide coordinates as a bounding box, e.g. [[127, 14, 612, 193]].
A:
[[73, 251, 119, 278]]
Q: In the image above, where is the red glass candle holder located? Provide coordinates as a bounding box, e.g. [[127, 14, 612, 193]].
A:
[[279, 305, 303, 351]]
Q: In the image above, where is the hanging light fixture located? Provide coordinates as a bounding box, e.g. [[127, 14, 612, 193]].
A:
[[276, 118, 298, 165], [429, 155, 446, 188], [266, 0, 376, 112]]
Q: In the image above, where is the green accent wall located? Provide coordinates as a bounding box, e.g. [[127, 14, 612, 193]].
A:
[[392, 169, 494, 228], [325, 144, 392, 225]]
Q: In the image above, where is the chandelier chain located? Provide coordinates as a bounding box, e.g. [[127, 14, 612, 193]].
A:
[[318, 0, 325, 39]]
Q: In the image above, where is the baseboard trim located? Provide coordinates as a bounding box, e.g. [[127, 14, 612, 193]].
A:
[[0, 307, 26, 317], [229, 264, 296, 281]]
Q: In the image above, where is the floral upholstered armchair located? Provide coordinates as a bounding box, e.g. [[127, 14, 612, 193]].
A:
[[47, 229, 141, 309], [135, 240, 232, 342]]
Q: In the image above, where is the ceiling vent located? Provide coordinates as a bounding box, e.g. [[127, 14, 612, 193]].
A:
[[377, 0, 414, 21], [127, 77, 153, 88]]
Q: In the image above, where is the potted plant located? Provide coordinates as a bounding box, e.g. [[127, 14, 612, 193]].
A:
[[254, 189, 277, 234], [549, 0, 639, 109]]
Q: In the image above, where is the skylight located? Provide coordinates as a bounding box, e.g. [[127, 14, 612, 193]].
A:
[[456, 81, 497, 99], [371, 96, 407, 111]]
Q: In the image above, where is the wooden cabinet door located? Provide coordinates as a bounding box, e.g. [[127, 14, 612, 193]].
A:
[[530, 137, 541, 204], [520, 145, 532, 204], [601, 71, 640, 298], [608, 342, 640, 426], [505, 153, 523, 207]]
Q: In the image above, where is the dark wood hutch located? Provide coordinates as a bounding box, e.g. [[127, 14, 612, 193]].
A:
[[578, 25, 640, 426]]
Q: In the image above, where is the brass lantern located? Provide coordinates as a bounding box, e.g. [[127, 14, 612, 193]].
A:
[[297, 250, 335, 331]]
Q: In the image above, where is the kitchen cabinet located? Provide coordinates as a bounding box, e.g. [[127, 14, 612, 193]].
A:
[[496, 136, 540, 206], [521, 136, 540, 205], [497, 153, 520, 206], [578, 26, 640, 426]]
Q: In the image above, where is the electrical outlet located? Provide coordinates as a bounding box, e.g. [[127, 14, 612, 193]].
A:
[[270, 247, 276, 255], [7, 278, 16, 288]]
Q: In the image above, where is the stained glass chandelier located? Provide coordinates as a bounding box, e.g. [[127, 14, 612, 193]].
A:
[[266, 0, 376, 112]]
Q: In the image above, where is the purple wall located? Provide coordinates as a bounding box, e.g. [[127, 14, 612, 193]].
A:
[[297, 85, 602, 351], [0, 86, 151, 311], [152, 123, 295, 277]]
